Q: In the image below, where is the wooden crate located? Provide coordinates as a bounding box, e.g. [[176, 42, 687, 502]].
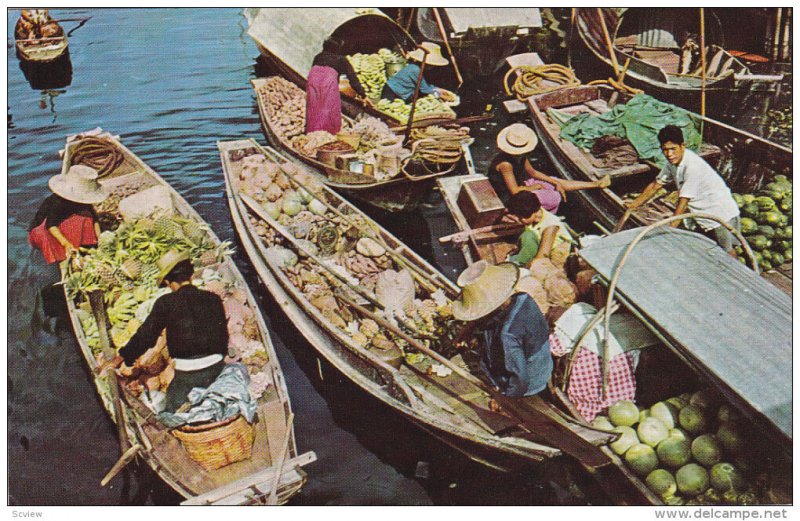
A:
[[457, 179, 505, 228]]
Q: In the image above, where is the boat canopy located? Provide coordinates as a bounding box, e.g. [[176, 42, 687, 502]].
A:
[[418, 8, 541, 38], [245, 8, 415, 80], [579, 228, 792, 446]]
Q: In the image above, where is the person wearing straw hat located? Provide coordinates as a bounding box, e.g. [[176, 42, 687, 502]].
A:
[[452, 261, 552, 401], [491, 123, 610, 215], [112, 250, 229, 413], [381, 42, 449, 103], [28, 165, 108, 264]]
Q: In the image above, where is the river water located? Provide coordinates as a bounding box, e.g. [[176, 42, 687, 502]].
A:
[[6, 8, 791, 506]]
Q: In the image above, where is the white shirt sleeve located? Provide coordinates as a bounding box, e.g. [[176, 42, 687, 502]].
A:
[[656, 165, 674, 185], [678, 166, 700, 200]]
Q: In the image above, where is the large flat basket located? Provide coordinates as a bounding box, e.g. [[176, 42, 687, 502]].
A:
[[173, 414, 255, 471]]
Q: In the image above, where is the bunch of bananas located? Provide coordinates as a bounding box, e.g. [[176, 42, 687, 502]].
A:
[[375, 95, 455, 124], [347, 53, 387, 99], [377, 48, 403, 64]]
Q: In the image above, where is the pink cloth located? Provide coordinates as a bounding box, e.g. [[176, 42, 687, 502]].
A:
[[305, 65, 342, 135], [524, 178, 562, 214], [549, 334, 638, 422], [28, 213, 97, 264]]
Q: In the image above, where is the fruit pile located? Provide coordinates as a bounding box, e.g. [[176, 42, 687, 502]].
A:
[[347, 52, 388, 100], [733, 175, 792, 271], [596, 390, 773, 505], [375, 95, 455, 124]]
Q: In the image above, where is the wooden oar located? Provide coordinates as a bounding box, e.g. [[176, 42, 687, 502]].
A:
[[266, 412, 295, 506], [613, 208, 633, 232], [439, 222, 525, 244], [88, 290, 136, 483], [403, 45, 429, 146], [336, 292, 613, 469], [388, 113, 493, 133]]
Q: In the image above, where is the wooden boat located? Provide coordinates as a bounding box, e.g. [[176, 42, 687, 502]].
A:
[[60, 129, 315, 505], [219, 139, 677, 505], [245, 7, 415, 125], [573, 8, 783, 111], [413, 8, 543, 82], [253, 76, 466, 213], [523, 82, 793, 292], [16, 34, 68, 63]]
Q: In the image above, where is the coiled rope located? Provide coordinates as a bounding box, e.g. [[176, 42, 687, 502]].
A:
[[70, 136, 124, 177], [503, 64, 581, 100]]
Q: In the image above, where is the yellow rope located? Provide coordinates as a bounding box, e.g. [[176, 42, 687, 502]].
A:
[[503, 64, 581, 100]]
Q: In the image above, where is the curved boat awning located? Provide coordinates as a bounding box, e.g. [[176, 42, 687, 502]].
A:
[[244, 8, 415, 80], [579, 228, 792, 449]]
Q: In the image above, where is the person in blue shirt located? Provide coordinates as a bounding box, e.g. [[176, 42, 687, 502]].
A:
[[452, 261, 553, 404], [382, 42, 448, 103]]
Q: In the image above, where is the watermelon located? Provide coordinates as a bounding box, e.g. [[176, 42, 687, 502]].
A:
[[756, 211, 782, 226], [757, 225, 776, 239], [748, 235, 769, 251], [755, 196, 776, 211], [740, 217, 758, 235], [741, 202, 760, 218], [785, 248, 792, 262], [771, 252, 785, 266]]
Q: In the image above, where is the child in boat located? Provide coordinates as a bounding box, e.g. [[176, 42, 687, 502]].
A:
[[306, 37, 369, 135], [28, 165, 107, 264], [506, 190, 573, 270], [452, 261, 552, 402], [382, 42, 448, 103], [491, 123, 611, 215]]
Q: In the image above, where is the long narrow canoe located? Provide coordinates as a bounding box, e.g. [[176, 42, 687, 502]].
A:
[[60, 129, 315, 505], [253, 76, 463, 213], [16, 34, 68, 63], [218, 139, 674, 505]]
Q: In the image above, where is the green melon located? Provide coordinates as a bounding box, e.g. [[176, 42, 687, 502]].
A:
[[646, 469, 678, 499], [657, 436, 692, 468], [666, 396, 688, 410], [608, 400, 640, 427], [650, 401, 678, 429], [664, 495, 686, 506], [717, 404, 741, 424], [709, 462, 747, 493], [676, 463, 710, 497], [692, 434, 722, 467], [638, 417, 670, 447], [690, 389, 722, 410], [679, 405, 709, 434], [625, 443, 659, 477], [638, 409, 651, 425], [669, 428, 690, 441], [717, 422, 747, 455], [610, 425, 639, 455], [591, 415, 614, 431]]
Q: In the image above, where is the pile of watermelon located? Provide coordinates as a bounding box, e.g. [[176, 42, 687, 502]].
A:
[[733, 175, 792, 272]]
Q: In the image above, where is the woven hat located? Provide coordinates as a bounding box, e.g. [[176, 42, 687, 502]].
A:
[[48, 165, 108, 204], [452, 261, 520, 322], [496, 123, 539, 156], [156, 249, 190, 284], [406, 42, 449, 67]]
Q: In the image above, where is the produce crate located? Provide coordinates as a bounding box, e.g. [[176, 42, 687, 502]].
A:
[[457, 179, 505, 228]]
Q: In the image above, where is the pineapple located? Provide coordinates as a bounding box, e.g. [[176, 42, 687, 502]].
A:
[[136, 217, 155, 233], [139, 263, 159, 282], [198, 249, 218, 267], [182, 220, 206, 244], [94, 264, 119, 288], [153, 216, 184, 239], [120, 258, 143, 280]]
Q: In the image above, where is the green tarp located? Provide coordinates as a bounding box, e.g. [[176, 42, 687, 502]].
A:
[[548, 94, 702, 168]]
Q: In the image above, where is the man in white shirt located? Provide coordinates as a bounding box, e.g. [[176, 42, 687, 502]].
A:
[[626, 125, 740, 255]]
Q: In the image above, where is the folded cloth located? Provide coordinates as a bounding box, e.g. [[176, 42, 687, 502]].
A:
[[563, 347, 637, 423], [158, 363, 256, 428]]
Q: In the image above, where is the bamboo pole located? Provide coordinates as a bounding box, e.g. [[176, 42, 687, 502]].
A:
[[432, 8, 463, 87], [597, 8, 620, 77], [403, 47, 429, 146], [700, 8, 707, 120]]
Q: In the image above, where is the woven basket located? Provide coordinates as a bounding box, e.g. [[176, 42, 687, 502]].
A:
[[173, 415, 255, 471]]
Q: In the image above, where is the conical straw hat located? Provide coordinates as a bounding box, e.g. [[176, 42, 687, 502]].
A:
[[496, 123, 539, 156], [48, 165, 108, 204], [406, 42, 449, 67], [452, 261, 520, 322], [156, 249, 190, 284]]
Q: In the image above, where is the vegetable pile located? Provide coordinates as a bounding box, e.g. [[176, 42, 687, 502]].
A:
[[732, 175, 792, 271], [232, 149, 462, 368], [67, 175, 273, 401], [596, 390, 777, 505]]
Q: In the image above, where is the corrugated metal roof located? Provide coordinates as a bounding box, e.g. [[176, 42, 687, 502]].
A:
[[244, 8, 412, 79], [579, 228, 792, 442], [443, 8, 542, 33]]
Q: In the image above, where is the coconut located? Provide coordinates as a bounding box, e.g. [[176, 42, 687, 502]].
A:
[[638, 417, 670, 447], [608, 400, 640, 427], [716, 421, 747, 455], [638, 409, 651, 425], [676, 463, 710, 497], [650, 401, 679, 430], [717, 404, 741, 424], [356, 237, 386, 258], [709, 462, 747, 493], [657, 436, 692, 468], [591, 416, 614, 431], [625, 443, 659, 477], [679, 405, 709, 434], [691, 434, 723, 468], [690, 388, 723, 410], [668, 428, 690, 442], [610, 425, 639, 455], [646, 469, 678, 499]]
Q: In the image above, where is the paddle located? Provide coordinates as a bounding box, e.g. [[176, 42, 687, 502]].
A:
[[266, 412, 294, 506], [88, 290, 139, 484]]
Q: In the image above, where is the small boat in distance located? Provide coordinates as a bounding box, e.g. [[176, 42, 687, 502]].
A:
[[14, 9, 69, 63]]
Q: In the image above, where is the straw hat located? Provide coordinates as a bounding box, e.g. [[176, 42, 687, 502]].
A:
[[156, 249, 190, 284], [496, 123, 539, 156], [48, 165, 108, 204], [406, 42, 449, 67], [452, 261, 520, 322]]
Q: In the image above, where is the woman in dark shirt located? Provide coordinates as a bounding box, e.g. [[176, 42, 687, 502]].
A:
[[116, 252, 229, 413], [28, 165, 106, 264], [306, 37, 368, 135]]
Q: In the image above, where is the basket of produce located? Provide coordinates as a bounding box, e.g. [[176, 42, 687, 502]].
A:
[[337, 131, 361, 150], [172, 414, 255, 471], [316, 140, 355, 167]]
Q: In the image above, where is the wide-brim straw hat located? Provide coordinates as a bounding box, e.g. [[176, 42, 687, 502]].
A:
[[496, 123, 539, 156], [406, 42, 449, 67], [48, 165, 108, 204], [452, 261, 520, 322], [156, 249, 190, 284]]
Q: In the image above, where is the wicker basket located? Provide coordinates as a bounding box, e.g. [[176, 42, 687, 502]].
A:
[[173, 415, 255, 471]]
